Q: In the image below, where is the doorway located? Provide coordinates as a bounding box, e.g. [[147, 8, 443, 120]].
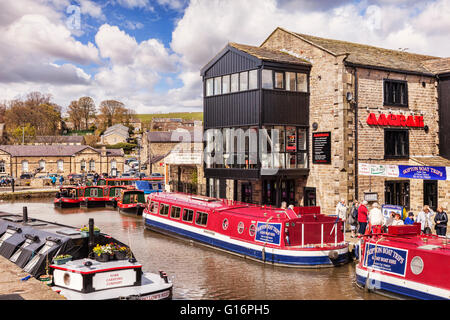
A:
[[423, 180, 438, 211]]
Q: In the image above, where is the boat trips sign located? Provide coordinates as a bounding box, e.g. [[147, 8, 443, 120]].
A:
[[255, 222, 282, 246], [363, 243, 408, 277]]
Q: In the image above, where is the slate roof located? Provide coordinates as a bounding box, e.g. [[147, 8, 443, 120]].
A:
[[0, 145, 123, 157], [33, 135, 84, 144], [264, 28, 442, 75], [422, 58, 450, 75], [229, 42, 311, 66]]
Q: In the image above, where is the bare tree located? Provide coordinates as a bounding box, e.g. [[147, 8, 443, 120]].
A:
[[78, 96, 96, 130]]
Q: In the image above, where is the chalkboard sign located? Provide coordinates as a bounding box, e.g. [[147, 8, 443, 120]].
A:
[[312, 132, 331, 164]]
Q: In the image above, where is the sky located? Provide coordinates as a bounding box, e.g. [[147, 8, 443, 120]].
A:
[[0, 0, 449, 115]]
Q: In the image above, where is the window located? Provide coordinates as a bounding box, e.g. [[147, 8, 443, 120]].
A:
[[206, 78, 214, 96], [296, 73, 308, 92], [385, 181, 410, 209], [182, 208, 194, 222], [0, 161, 5, 173], [385, 129, 409, 158], [214, 77, 222, 95], [230, 73, 239, 92], [384, 80, 408, 106], [39, 160, 45, 171], [222, 218, 229, 230], [274, 71, 284, 89], [81, 160, 86, 172], [159, 203, 170, 216], [249, 224, 256, 236], [195, 211, 208, 226], [170, 206, 181, 219], [262, 69, 273, 89], [237, 221, 244, 234], [286, 72, 296, 91], [21, 160, 28, 173], [149, 201, 159, 214], [89, 160, 95, 172], [249, 70, 258, 90], [222, 75, 230, 94], [239, 71, 248, 91], [57, 160, 63, 171], [110, 160, 117, 169]]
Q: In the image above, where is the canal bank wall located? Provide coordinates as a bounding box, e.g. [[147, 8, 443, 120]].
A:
[[0, 256, 65, 300], [0, 188, 57, 201]]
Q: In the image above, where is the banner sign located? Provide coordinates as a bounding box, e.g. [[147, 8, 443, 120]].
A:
[[363, 243, 408, 277], [312, 132, 331, 164], [398, 165, 447, 181], [359, 163, 450, 181], [255, 222, 282, 246]]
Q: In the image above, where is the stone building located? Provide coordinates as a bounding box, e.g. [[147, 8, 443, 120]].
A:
[[100, 124, 130, 145], [201, 27, 450, 214], [144, 128, 204, 193], [0, 145, 124, 177]]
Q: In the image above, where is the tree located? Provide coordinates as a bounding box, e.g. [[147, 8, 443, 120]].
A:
[[10, 124, 36, 144], [67, 100, 83, 131], [98, 100, 135, 130], [78, 96, 96, 130]]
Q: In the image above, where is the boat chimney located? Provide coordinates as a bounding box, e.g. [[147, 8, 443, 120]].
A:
[[88, 218, 95, 253], [22, 206, 28, 223]]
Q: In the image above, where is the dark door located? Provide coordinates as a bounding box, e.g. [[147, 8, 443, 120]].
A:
[[241, 182, 252, 203], [304, 187, 316, 206], [385, 180, 410, 209], [423, 180, 438, 211]]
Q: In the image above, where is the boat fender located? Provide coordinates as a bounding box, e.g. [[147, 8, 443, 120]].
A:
[[328, 250, 339, 260]]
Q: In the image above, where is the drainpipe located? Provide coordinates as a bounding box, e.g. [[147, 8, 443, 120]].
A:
[[354, 67, 359, 201]]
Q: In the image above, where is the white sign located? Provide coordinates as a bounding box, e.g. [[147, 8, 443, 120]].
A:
[[165, 152, 202, 165], [92, 269, 136, 291]]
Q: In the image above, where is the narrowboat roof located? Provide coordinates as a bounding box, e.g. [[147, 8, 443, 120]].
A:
[[150, 192, 293, 221]]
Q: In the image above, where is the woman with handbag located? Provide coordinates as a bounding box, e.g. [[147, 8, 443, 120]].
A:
[[416, 205, 435, 235]]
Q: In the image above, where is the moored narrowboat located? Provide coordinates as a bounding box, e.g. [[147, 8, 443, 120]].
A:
[[143, 192, 350, 268], [80, 186, 109, 208], [0, 212, 173, 300], [355, 223, 450, 300], [105, 185, 129, 208], [54, 186, 82, 208], [117, 189, 146, 216]]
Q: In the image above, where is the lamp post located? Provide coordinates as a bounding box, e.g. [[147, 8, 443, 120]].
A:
[[137, 136, 141, 178]]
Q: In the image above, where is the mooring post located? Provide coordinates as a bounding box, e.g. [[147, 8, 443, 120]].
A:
[[22, 206, 28, 223], [88, 218, 95, 254]]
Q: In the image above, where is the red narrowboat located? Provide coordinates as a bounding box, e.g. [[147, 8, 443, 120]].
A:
[[79, 186, 109, 208], [54, 186, 82, 208], [355, 223, 450, 299], [117, 189, 146, 216], [143, 192, 350, 268], [105, 185, 129, 208]]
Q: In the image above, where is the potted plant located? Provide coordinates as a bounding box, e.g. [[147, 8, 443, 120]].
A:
[[53, 254, 73, 265], [80, 225, 100, 237], [110, 243, 129, 260], [92, 244, 113, 262]]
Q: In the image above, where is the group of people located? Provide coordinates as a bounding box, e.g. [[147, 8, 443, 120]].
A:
[[337, 199, 448, 237]]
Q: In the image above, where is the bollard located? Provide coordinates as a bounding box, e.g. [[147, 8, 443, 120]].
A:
[[88, 218, 95, 254], [23, 206, 28, 223]]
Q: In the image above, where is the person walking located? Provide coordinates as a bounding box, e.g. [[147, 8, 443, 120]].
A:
[[434, 206, 448, 236], [416, 205, 435, 235], [348, 200, 359, 238], [368, 202, 383, 233], [357, 200, 368, 236], [335, 198, 348, 233]]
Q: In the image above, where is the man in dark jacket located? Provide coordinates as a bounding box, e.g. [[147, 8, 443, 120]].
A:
[[434, 206, 448, 236]]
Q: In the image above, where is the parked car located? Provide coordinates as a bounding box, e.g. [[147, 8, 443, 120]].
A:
[[125, 157, 137, 165], [121, 172, 132, 177], [150, 173, 163, 177], [129, 161, 139, 168], [20, 173, 33, 179]]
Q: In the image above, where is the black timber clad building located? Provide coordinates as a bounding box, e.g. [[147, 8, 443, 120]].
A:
[[200, 42, 311, 206]]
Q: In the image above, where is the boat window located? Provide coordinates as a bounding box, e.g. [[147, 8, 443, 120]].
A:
[[159, 203, 170, 216], [149, 201, 159, 214], [10, 237, 35, 263], [182, 209, 194, 223], [170, 206, 181, 219], [114, 188, 122, 197], [195, 211, 208, 226], [23, 239, 59, 273], [237, 221, 244, 234], [249, 224, 256, 236]]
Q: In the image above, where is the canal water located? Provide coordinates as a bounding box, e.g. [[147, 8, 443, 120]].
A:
[[0, 199, 387, 300]]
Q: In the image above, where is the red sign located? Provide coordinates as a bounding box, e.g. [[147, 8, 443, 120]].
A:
[[366, 113, 424, 128]]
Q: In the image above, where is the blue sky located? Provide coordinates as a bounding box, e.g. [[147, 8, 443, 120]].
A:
[[0, 0, 449, 114]]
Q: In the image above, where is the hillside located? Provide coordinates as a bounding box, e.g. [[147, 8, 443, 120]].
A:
[[136, 112, 203, 123]]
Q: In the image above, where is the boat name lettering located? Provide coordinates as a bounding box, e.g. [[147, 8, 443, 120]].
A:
[[364, 243, 408, 277], [366, 247, 405, 264]]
